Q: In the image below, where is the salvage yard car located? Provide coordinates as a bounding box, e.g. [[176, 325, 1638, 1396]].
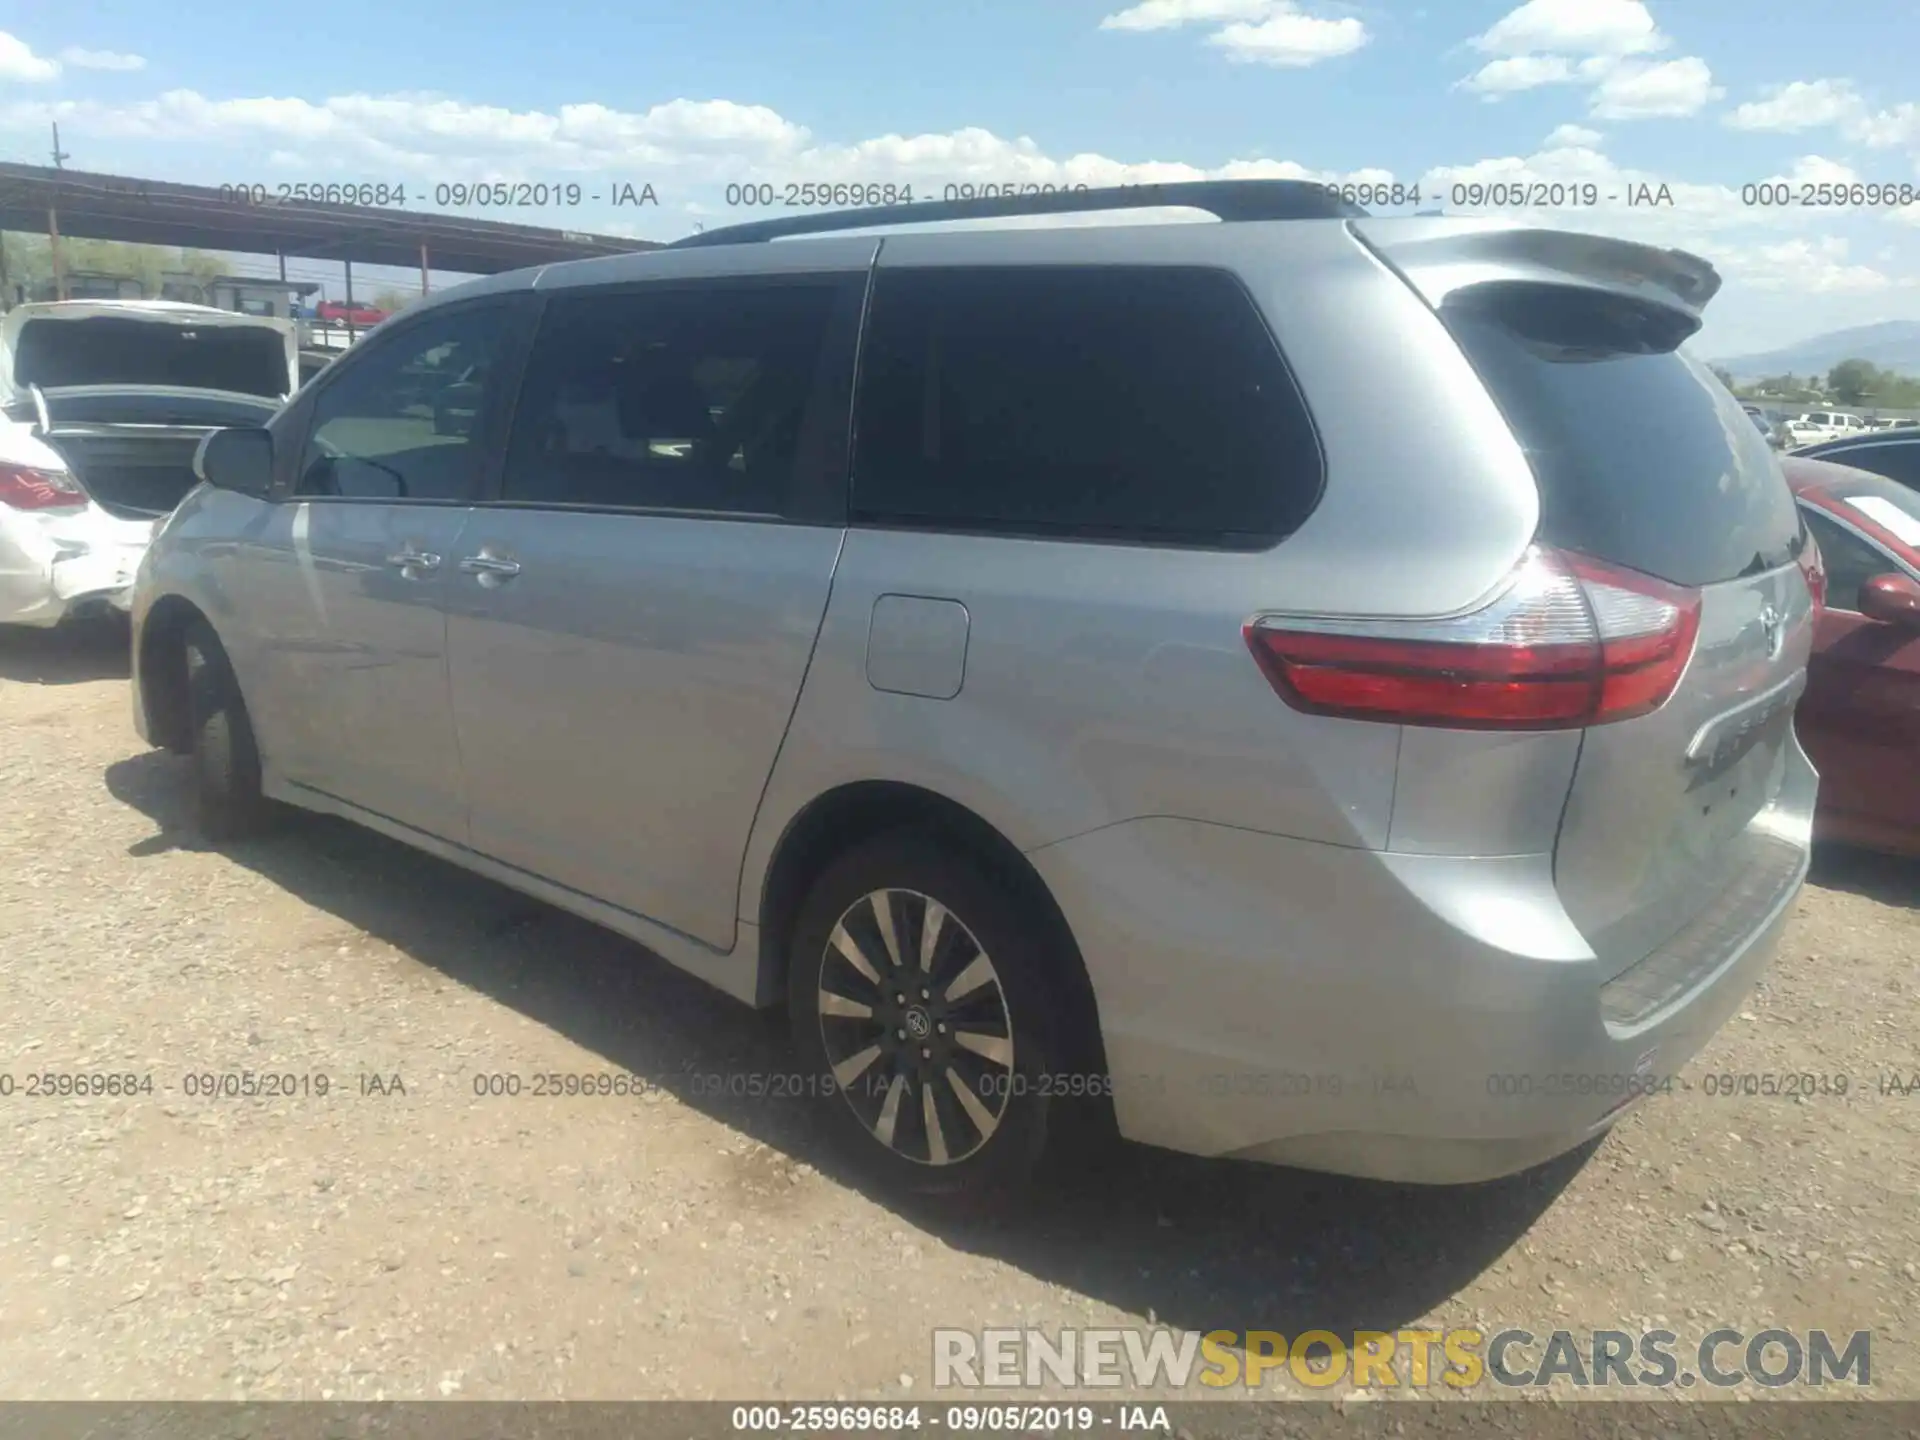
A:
[[1778, 417, 1835, 451], [1792, 427, 1920, 493], [1787, 456, 1920, 858], [1784, 410, 1869, 448], [0, 300, 296, 627], [129, 181, 1820, 1204]]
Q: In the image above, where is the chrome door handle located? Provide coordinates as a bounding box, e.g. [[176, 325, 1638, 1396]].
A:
[[459, 553, 522, 587], [386, 549, 442, 573]]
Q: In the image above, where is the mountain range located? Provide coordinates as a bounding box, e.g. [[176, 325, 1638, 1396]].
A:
[[1714, 321, 1920, 381]]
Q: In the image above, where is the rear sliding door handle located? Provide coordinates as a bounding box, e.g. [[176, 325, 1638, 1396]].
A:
[[459, 553, 522, 586]]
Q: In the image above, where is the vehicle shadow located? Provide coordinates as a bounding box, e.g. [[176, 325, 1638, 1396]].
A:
[[0, 618, 132, 685], [105, 746, 1587, 1341], [1809, 842, 1919, 911]]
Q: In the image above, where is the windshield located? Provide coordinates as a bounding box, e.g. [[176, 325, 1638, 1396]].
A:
[[11, 316, 290, 398]]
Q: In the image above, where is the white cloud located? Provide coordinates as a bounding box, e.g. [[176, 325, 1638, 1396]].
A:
[[59, 46, 145, 71], [1849, 102, 1920, 150], [0, 87, 1406, 203], [1589, 56, 1721, 119], [1543, 123, 1603, 148], [0, 91, 815, 174], [1460, 55, 1577, 95], [1458, 2, 1711, 120], [1470, 0, 1667, 57], [1099, 0, 1274, 31], [1781, 154, 1860, 185], [1725, 79, 1920, 151], [0, 31, 60, 81], [1713, 236, 1906, 294], [1891, 203, 1920, 228], [1208, 11, 1366, 65], [1725, 78, 1865, 133], [1100, 0, 1366, 66]]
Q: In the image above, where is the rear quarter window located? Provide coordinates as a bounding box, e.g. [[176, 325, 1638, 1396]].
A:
[[851, 265, 1323, 548], [1446, 283, 1803, 588]]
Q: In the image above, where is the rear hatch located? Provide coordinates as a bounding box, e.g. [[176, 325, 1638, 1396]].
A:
[[1358, 221, 1814, 977], [0, 303, 294, 519]]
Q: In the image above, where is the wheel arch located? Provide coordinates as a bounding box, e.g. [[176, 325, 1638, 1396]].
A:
[[138, 593, 214, 754], [754, 780, 1111, 1088]]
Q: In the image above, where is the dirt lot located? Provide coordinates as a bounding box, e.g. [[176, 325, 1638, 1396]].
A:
[[2, 619, 1918, 1407]]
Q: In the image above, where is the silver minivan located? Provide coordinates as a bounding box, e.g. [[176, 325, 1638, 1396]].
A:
[[130, 182, 1821, 1202]]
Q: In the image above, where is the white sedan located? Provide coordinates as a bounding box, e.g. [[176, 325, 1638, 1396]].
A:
[[1, 300, 295, 627]]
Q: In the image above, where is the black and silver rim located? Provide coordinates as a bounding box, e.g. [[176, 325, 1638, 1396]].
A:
[[816, 887, 1014, 1167]]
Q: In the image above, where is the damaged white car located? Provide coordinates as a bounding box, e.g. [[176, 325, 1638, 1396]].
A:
[[0, 300, 296, 627]]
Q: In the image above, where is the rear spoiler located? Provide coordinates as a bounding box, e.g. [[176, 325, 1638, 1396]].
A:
[[1349, 217, 1721, 328]]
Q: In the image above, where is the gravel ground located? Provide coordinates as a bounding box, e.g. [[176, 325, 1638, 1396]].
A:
[[2, 619, 1918, 1408]]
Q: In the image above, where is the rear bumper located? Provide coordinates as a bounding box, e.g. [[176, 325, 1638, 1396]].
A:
[[0, 508, 150, 627], [1028, 743, 1814, 1185]]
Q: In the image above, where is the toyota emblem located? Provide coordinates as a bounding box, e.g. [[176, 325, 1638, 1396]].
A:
[[1759, 604, 1784, 659]]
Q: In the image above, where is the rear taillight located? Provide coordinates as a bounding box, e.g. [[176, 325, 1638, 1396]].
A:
[[1245, 546, 1702, 731], [0, 462, 87, 512], [1796, 533, 1826, 610]]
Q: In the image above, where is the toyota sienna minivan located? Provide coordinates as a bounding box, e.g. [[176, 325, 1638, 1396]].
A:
[[129, 181, 1821, 1202]]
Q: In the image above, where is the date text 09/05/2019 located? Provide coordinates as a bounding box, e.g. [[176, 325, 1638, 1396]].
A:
[[0, 1072, 407, 1099], [715, 181, 1679, 209], [217, 182, 659, 208], [718, 181, 1434, 208], [201, 179, 1920, 214], [730, 1405, 1164, 1432]]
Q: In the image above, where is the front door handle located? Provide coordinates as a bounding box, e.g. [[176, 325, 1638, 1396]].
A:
[[459, 552, 522, 587], [386, 548, 442, 575]]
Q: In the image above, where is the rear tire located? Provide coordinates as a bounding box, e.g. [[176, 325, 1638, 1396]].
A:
[[182, 620, 273, 840], [786, 829, 1083, 1205]]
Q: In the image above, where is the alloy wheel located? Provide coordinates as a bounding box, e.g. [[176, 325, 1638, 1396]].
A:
[[815, 887, 1015, 1166]]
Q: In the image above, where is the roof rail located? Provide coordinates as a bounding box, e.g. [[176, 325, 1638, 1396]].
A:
[[667, 179, 1368, 248]]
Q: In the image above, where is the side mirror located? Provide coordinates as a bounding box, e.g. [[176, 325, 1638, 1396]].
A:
[[1859, 573, 1920, 632], [433, 382, 483, 437], [193, 427, 275, 498]]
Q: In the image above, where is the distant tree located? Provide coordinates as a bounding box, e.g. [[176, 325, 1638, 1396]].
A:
[[0, 233, 231, 303], [1828, 358, 1880, 406], [369, 288, 418, 314], [1710, 364, 1736, 391], [1862, 369, 1920, 408], [1754, 372, 1827, 404]]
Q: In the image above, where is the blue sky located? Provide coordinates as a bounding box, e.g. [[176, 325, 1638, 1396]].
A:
[[2, 0, 1917, 355]]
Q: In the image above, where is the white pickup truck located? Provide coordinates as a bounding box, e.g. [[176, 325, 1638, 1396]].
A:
[[1779, 409, 1869, 449], [0, 300, 296, 626]]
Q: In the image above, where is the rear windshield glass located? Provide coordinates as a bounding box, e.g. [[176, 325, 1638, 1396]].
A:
[[1445, 283, 1803, 588], [12, 316, 290, 398]]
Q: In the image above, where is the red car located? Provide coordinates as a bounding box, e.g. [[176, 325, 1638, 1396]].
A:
[[1786, 455, 1920, 856], [314, 300, 388, 327]]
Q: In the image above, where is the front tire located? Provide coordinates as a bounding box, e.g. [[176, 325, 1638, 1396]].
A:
[[787, 830, 1078, 1203], [182, 620, 273, 840]]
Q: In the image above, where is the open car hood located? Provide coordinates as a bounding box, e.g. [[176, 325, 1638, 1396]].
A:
[[0, 300, 298, 405]]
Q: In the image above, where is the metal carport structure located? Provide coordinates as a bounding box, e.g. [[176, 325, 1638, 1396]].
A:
[[0, 161, 657, 300]]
